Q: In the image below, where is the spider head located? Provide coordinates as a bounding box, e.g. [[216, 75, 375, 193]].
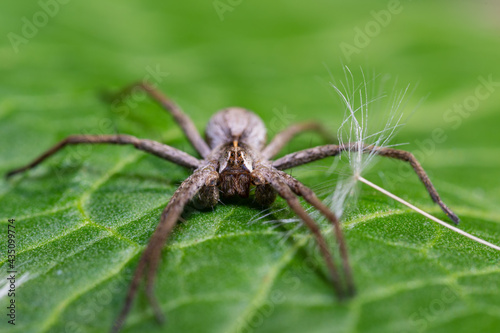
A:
[[218, 142, 254, 198]]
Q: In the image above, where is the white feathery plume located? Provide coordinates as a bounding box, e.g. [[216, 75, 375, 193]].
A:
[[327, 66, 500, 251], [325, 66, 413, 218]]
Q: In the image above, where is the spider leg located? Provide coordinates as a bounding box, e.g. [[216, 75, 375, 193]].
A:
[[376, 147, 459, 223], [5, 134, 201, 178], [253, 165, 346, 299], [276, 169, 355, 296], [112, 164, 218, 333], [112, 82, 211, 158], [272, 144, 460, 224], [262, 122, 335, 160]]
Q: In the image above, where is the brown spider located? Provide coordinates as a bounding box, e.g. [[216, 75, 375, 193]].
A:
[[6, 83, 459, 332]]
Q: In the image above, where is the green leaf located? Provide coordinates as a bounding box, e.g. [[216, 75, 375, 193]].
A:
[[1, 1, 499, 333]]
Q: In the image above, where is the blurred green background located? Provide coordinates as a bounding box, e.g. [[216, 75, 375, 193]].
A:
[[1, 1, 499, 333]]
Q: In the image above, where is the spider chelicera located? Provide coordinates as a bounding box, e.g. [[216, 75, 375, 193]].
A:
[[5, 82, 459, 331]]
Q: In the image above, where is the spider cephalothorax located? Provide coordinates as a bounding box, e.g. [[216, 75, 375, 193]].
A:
[[217, 141, 255, 198], [203, 107, 279, 204], [5, 82, 460, 332]]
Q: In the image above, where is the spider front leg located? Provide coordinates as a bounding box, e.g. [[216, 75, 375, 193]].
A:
[[272, 143, 460, 224], [110, 82, 211, 158], [252, 164, 347, 299], [5, 134, 202, 178], [112, 164, 219, 333]]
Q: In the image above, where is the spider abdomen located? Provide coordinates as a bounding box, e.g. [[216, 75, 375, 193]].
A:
[[205, 107, 267, 149]]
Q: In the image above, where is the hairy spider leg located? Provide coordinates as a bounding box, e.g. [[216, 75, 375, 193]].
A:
[[277, 169, 355, 296], [112, 82, 211, 158], [112, 164, 219, 333], [272, 143, 460, 224], [252, 164, 347, 299], [5, 134, 201, 178]]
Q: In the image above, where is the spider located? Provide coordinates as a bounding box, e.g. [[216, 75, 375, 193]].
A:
[[5, 82, 459, 332]]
